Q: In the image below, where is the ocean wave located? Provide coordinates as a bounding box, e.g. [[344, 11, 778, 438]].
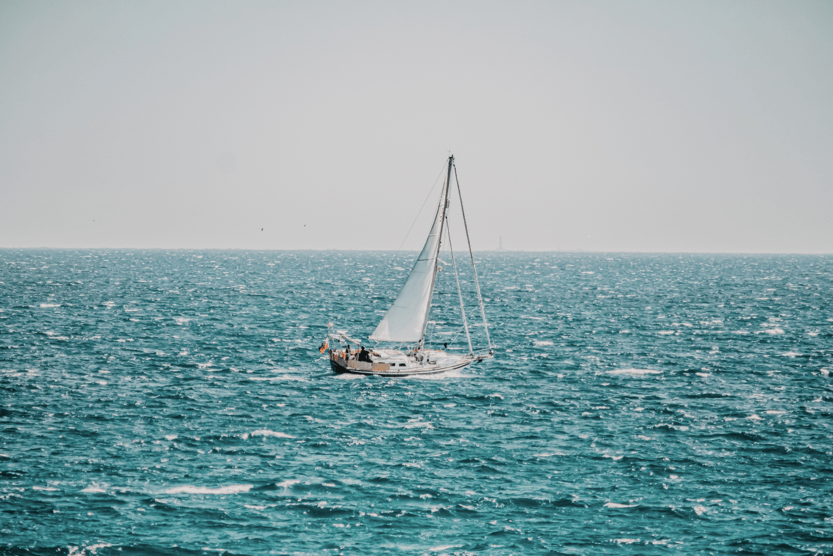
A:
[[250, 429, 295, 438], [606, 369, 662, 376], [165, 484, 253, 495]]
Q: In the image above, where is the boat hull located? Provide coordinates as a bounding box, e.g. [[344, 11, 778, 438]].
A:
[[329, 351, 489, 377]]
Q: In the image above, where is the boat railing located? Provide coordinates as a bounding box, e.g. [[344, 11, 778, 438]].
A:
[[469, 348, 494, 361]]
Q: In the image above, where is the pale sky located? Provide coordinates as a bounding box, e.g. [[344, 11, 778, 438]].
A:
[[1, 1, 831, 253]]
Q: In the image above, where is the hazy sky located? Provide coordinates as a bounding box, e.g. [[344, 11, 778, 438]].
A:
[[2, 1, 831, 252]]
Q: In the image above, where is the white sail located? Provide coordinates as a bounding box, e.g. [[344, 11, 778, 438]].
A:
[[369, 177, 449, 343]]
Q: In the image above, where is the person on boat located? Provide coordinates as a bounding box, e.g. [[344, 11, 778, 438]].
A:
[[359, 346, 372, 363], [345, 345, 351, 360]]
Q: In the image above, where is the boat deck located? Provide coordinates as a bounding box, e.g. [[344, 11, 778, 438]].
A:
[[329, 348, 490, 377]]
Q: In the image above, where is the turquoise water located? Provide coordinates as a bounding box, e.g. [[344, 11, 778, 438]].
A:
[[1, 250, 832, 555]]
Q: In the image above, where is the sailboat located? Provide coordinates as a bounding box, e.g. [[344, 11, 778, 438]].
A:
[[323, 155, 494, 376]]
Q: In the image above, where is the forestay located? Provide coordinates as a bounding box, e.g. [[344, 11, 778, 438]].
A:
[[369, 176, 449, 343]]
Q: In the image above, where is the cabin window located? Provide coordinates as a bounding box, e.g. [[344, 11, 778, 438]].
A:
[[399, 363, 406, 367]]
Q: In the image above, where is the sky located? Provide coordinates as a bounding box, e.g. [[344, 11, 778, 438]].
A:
[[1, 1, 832, 253]]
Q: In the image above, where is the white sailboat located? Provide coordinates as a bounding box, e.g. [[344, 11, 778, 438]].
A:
[[323, 155, 493, 376]]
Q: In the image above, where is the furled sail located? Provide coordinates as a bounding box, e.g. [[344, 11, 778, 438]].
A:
[[370, 175, 450, 343]]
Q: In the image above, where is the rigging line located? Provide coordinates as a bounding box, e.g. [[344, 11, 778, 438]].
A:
[[453, 164, 493, 350], [419, 157, 453, 349], [445, 215, 474, 355], [390, 160, 449, 264]]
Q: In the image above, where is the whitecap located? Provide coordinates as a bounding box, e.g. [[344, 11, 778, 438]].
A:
[[68, 543, 112, 556], [781, 352, 800, 358], [533, 340, 553, 346], [33, 486, 58, 491], [173, 317, 190, 325], [250, 429, 295, 439], [604, 502, 636, 508], [766, 410, 785, 415], [658, 331, 674, 335], [248, 375, 307, 382], [166, 484, 252, 495], [430, 546, 461, 552], [277, 479, 300, 488], [335, 373, 365, 380], [40, 303, 61, 308], [165, 434, 177, 441], [404, 419, 433, 429], [606, 369, 661, 376], [693, 505, 707, 515], [245, 504, 266, 510], [747, 414, 762, 420], [81, 485, 106, 493], [612, 538, 640, 544]]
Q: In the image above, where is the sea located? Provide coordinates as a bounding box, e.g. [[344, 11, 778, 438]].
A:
[[1, 250, 831, 555]]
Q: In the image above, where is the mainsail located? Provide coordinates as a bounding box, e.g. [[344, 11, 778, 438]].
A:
[[369, 161, 451, 343]]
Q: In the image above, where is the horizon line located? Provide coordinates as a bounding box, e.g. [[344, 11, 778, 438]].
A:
[[1, 247, 831, 256]]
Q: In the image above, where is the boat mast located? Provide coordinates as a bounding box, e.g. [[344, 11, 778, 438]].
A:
[[453, 164, 493, 351], [417, 155, 453, 350]]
